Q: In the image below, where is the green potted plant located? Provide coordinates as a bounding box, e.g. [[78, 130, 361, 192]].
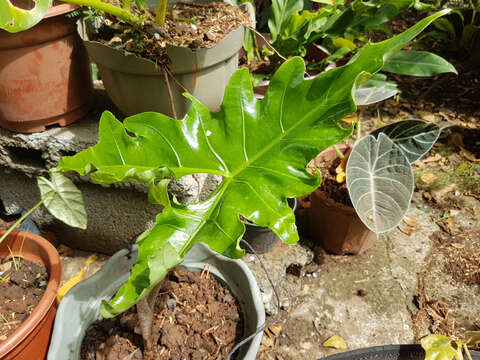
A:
[[0, 2, 92, 133], [307, 118, 445, 255], [41, 10, 451, 359], [0, 174, 86, 359], [1, 0, 254, 120]]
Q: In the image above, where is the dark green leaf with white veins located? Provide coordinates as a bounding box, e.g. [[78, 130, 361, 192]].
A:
[[383, 50, 457, 76], [56, 9, 451, 317], [370, 119, 441, 163], [346, 133, 414, 233], [37, 173, 87, 229]]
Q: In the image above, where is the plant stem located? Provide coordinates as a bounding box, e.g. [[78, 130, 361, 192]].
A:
[[60, 0, 142, 26], [122, 0, 131, 11], [356, 110, 362, 141], [0, 200, 43, 244], [333, 144, 345, 160], [155, 0, 168, 26]]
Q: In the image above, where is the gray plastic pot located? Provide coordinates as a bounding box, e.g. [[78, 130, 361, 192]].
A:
[[47, 243, 264, 359], [84, 2, 254, 118], [242, 198, 297, 254]]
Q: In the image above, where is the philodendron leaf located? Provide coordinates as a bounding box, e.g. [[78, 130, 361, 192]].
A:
[[56, 10, 451, 317], [346, 133, 414, 233], [37, 173, 87, 229], [0, 0, 50, 33], [421, 334, 464, 360], [383, 50, 457, 76], [370, 119, 441, 163]]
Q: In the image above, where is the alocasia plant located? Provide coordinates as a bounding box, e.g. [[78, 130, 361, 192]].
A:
[[54, 9, 450, 352]]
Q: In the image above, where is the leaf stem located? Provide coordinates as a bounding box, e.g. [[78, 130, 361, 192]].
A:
[[0, 200, 44, 244], [60, 0, 142, 26], [333, 144, 345, 160], [356, 110, 362, 141], [156, 0, 168, 26]]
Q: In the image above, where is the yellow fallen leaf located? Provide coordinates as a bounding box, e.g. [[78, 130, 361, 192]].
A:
[[57, 269, 84, 304], [323, 335, 347, 349], [269, 324, 282, 337], [57, 254, 98, 303], [420, 172, 437, 184], [336, 171, 346, 183]]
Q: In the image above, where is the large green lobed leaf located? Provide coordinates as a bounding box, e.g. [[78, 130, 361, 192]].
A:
[[56, 10, 451, 317], [0, 0, 50, 33]]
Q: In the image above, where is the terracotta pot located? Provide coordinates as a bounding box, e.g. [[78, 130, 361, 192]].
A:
[[307, 145, 376, 255], [0, 4, 92, 133], [0, 231, 61, 360]]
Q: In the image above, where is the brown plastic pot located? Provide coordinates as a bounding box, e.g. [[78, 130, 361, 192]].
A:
[[307, 145, 376, 255], [0, 4, 92, 133], [0, 230, 61, 360]]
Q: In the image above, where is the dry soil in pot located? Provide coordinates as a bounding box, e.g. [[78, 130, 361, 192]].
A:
[[81, 268, 243, 359], [0, 259, 48, 341]]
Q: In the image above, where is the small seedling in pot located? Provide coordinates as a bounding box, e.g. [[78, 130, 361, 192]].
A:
[[53, 11, 452, 357]]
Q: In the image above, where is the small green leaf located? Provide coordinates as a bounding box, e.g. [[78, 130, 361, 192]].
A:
[[37, 174, 87, 229], [383, 50, 457, 77], [417, 206, 431, 213], [0, 0, 50, 33]]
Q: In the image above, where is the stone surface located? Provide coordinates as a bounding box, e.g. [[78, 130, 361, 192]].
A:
[[255, 194, 480, 360], [244, 241, 314, 315]]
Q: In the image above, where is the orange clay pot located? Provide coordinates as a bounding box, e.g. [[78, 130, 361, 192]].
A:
[[0, 4, 92, 133], [307, 145, 376, 255], [0, 230, 61, 360]]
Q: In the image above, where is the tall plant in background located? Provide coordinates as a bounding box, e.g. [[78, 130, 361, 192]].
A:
[[53, 10, 451, 353], [266, 0, 435, 60]]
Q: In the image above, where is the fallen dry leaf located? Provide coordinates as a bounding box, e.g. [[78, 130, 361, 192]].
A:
[[420, 172, 437, 184], [437, 217, 453, 235], [431, 183, 458, 201], [398, 223, 416, 236], [323, 335, 347, 349], [269, 324, 282, 337], [460, 148, 477, 162], [57, 244, 73, 257], [403, 216, 420, 228], [422, 154, 443, 164]]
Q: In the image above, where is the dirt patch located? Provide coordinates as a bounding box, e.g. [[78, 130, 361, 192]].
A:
[[93, 2, 251, 63], [81, 268, 243, 359], [311, 153, 352, 207], [0, 258, 48, 341]]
